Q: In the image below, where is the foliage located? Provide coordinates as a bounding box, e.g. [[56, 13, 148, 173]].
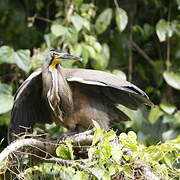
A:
[[0, 0, 180, 176], [6, 130, 180, 179]]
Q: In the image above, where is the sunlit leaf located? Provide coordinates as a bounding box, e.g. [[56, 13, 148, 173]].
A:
[[65, 138, 74, 160], [115, 8, 128, 32], [95, 8, 112, 34], [0, 46, 30, 73], [174, 111, 180, 121], [0, 84, 14, 114], [111, 144, 122, 163], [72, 171, 87, 180], [84, 45, 96, 59], [101, 43, 110, 60], [128, 131, 137, 143], [56, 144, 71, 160], [0, 46, 14, 64], [51, 24, 68, 37], [160, 102, 176, 114], [156, 19, 173, 42], [66, 27, 78, 43], [92, 129, 104, 145], [14, 49, 31, 73], [163, 71, 180, 90], [112, 69, 127, 80], [70, 44, 82, 57], [81, 45, 89, 66], [176, 0, 180, 9], [0, 94, 13, 114], [70, 15, 83, 32], [75, 0, 83, 8], [82, 19, 91, 31], [148, 106, 164, 124], [99, 144, 112, 164], [94, 42, 102, 53], [88, 167, 104, 180], [162, 114, 176, 123], [156, 19, 168, 42], [92, 43, 110, 70]]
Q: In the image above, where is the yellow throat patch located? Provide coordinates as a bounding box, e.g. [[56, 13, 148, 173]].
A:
[[49, 58, 60, 70]]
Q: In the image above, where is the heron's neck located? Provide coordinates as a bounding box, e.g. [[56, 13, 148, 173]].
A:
[[43, 66, 73, 123]]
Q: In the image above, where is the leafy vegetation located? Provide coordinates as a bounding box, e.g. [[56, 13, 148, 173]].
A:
[[0, 0, 179, 178], [3, 130, 179, 179]]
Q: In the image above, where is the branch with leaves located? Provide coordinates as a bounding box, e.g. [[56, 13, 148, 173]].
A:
[[2, 129, 177, 179]]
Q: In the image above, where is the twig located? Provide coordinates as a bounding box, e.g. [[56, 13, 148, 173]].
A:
[[45, 157, 89, 172], [131, 41, 154, 66], [35, 16, 52, 23], [114, 0, 120, 8], [166, 2, 172, 70], [128, 29, 133, 81]]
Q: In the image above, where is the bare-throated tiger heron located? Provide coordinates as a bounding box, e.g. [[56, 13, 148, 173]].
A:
[[8, 50, 153, 142]]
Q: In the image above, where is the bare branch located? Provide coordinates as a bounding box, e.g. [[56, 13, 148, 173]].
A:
[[131, 41, 154, 66]]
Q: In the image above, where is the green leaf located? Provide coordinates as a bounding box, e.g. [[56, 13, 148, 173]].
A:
[[92, 43, 110, 70], [0, 46, 15, 64], [156, 19, 168, 42], [0, 94, 14, 114], [65, 138, 74, 160], [148, 106, 164, 124], [163, 153, 173, 168], [115, 8, 128, 32], [101, 43, 110, 60], [92, 129, 104, 145], [160, 102, 176, 114], [82, 19, 91, 31], [0, 84, 14, 114], [51, 24, 68, 37], [70, 15, 83, 32], [95, 8, 112, 34], [111, 144, 123, 163], [0, 113, 10, 125], [163, 71, 180, 90], [0, 46, 30, 73], [14, 49, 31, 73], [176, 0, 180, 10], [104, 130, 116, 141], [128, 131, 137, 143], [72, 171, 87, 180], [70, 44, 82, 57], [99, 144, 112, 165], [94, 42, 102, 53], [156, 19, 173, 42], [112, 70, 127, 80], [56, 144, 71, 160], [162, 114, 176, 123], [88, 167, 104, 180], [84, 45, 96, 59], [174, 111, 180, 121], [81, 46, 89, 66]]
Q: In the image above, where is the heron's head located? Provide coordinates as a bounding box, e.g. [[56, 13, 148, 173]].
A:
[[46, 49, 81, 70]]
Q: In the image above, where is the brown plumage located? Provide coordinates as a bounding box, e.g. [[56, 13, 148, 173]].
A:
[[8, 50, 153, 143]]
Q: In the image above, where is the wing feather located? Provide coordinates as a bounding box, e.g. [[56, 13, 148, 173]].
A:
[[8, 69, 51, 143], [62, 68, 153, 109]]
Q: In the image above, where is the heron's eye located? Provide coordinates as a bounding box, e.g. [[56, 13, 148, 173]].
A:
[[52, 53, 60, 59]]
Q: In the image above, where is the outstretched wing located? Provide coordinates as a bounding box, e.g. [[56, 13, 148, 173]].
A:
[[62, 68, 153, 110], [8, 69, 51, 143]]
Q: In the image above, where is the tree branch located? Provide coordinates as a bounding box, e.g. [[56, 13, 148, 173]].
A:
[[0, 130, 158, 179], [131, 41, 154, 66]]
